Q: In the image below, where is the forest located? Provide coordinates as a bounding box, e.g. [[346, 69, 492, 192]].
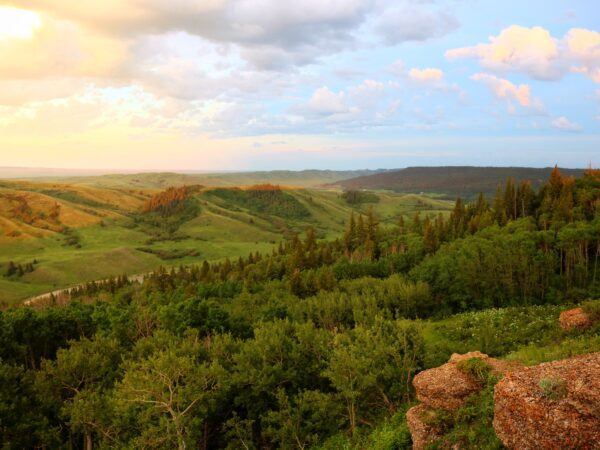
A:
[[1, 167, 599, 449]]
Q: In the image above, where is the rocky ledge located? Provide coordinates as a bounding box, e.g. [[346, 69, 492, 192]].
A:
[[493, 352, 600, 450], [407, 351, 513, 449]]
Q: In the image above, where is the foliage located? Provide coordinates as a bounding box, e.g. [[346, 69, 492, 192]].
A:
[[208, 185, 310, 220], [455, 358, 492, 384], [581, 299, 600, 321], [0, 167, 599, 448], [341, 190, 380, 205], [432, 377, 504, 449], [538, 377, 567, 401]]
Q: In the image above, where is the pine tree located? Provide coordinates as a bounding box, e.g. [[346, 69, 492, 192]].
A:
[[344, 212, 357, 253], [5, 261, 16, 277], [493, 185, 507, 225], [366, 207, 379, 243], [398, 216, 406, 235], [411, 211, 422, 234], [503, 177, 517, 220], [423, 218, 438, 254], [288, 268, 304, 297], [304, 227, 317, 253]]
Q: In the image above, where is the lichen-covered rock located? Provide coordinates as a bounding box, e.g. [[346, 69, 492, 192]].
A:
[[493, 352, 600, 450], [406, 404, 444, 450], [412, 351, 512, 411], [559, 307, 593, 330]]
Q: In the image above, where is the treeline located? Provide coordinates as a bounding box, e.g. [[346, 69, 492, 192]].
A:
[[208, 185, 311, 220], [3, 260, 37, 278], [1, 166, 599, 449], [341, 190, 380, 204], [143, 185, 201, 216]]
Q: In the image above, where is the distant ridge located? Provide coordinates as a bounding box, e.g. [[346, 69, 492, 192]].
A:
[[331, 166, 586, 197], [0, 168, 382, 189]]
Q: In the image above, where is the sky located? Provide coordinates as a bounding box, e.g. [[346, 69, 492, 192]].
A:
[[0, 0, 599, 171]]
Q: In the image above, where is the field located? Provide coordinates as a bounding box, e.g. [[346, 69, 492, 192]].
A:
[[0, 174, 454, 305]]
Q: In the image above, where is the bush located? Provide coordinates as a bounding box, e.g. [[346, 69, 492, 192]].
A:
[[539, 377, 567, 401], [581, 299, 600, 321], [456, 358, 493, 384]]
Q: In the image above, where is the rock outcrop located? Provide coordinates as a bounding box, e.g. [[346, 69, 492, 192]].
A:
[[412, 351, 512, 411], [559, 307, 593, 330], [493, 352, 600, 450], [405, 404, 444, 450], [407, 351, 512, 449]]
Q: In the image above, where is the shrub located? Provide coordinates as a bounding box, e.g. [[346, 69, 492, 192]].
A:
[[581, 299, 600, 322], [456, 358, 493, 383], [539, 377, 567, 401]]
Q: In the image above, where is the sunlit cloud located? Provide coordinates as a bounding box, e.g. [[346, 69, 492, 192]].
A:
[[0, 1, 598, 170], [0, 6, 41, 40], [447, 25, 600, 83], [408, 68, 444, 82], [471, 73, 543, 113]]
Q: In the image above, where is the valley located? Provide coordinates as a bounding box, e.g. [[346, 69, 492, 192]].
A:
[[0, 172, 454, 305]]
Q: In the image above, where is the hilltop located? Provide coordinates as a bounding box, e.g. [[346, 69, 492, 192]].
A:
[[2, 169, 381, 189], [331, 166, 586, 197]]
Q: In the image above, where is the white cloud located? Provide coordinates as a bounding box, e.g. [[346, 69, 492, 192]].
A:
[[306, 87, 350, 116], [471, 73, 543, 113], [403, 66, 465, 102], [347, 79, 385, 109], [447, 25, 600, 83], [408, 68, 444, 82], [375, 6, 458, 45], [388, 59, 406, 77], [551, 116, 582, 132]]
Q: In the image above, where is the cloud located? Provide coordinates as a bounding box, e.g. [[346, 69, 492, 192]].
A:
[[551, 116, 582, 132], [402, 66, 465, 101], [471, 73, 543, 113], [446, 26, 560, 80], [17, 0, 375, 71], [388, 59, 406, 77], [446, 25, 600, 83], [408, 68, 444, 82], [305, 86, 350, 116], [375, 6, 458, 45], [347, 79, 386, 108], [566, 28, 600, 83]]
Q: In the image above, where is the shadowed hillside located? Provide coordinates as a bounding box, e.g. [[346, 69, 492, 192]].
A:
[[332, 167, 585, 197]]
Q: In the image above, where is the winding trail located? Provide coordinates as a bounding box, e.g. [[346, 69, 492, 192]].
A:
[[23, 273, 147, 306]]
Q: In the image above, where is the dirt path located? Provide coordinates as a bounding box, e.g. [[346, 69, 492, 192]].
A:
[[23, 273, 147, 306]]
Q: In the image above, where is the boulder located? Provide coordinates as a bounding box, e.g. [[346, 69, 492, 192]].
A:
[[413, 351, 512, 411], [406, 404, 444, 450], [493, 352, 600, 450], [559, 307, 593, 330]]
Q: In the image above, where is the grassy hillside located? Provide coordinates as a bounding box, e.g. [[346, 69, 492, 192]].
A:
[[0, 180, 453, 305], [16, 169, 380, 189], [332, 166, 585, 197]]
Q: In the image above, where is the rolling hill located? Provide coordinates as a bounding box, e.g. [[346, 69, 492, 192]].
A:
[[331, 166, 586, 197], [0, 179, 453, 305], [3, 169, 381, 189]]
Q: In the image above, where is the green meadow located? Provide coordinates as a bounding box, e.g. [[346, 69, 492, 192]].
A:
[[0, 179, 454, 305]]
